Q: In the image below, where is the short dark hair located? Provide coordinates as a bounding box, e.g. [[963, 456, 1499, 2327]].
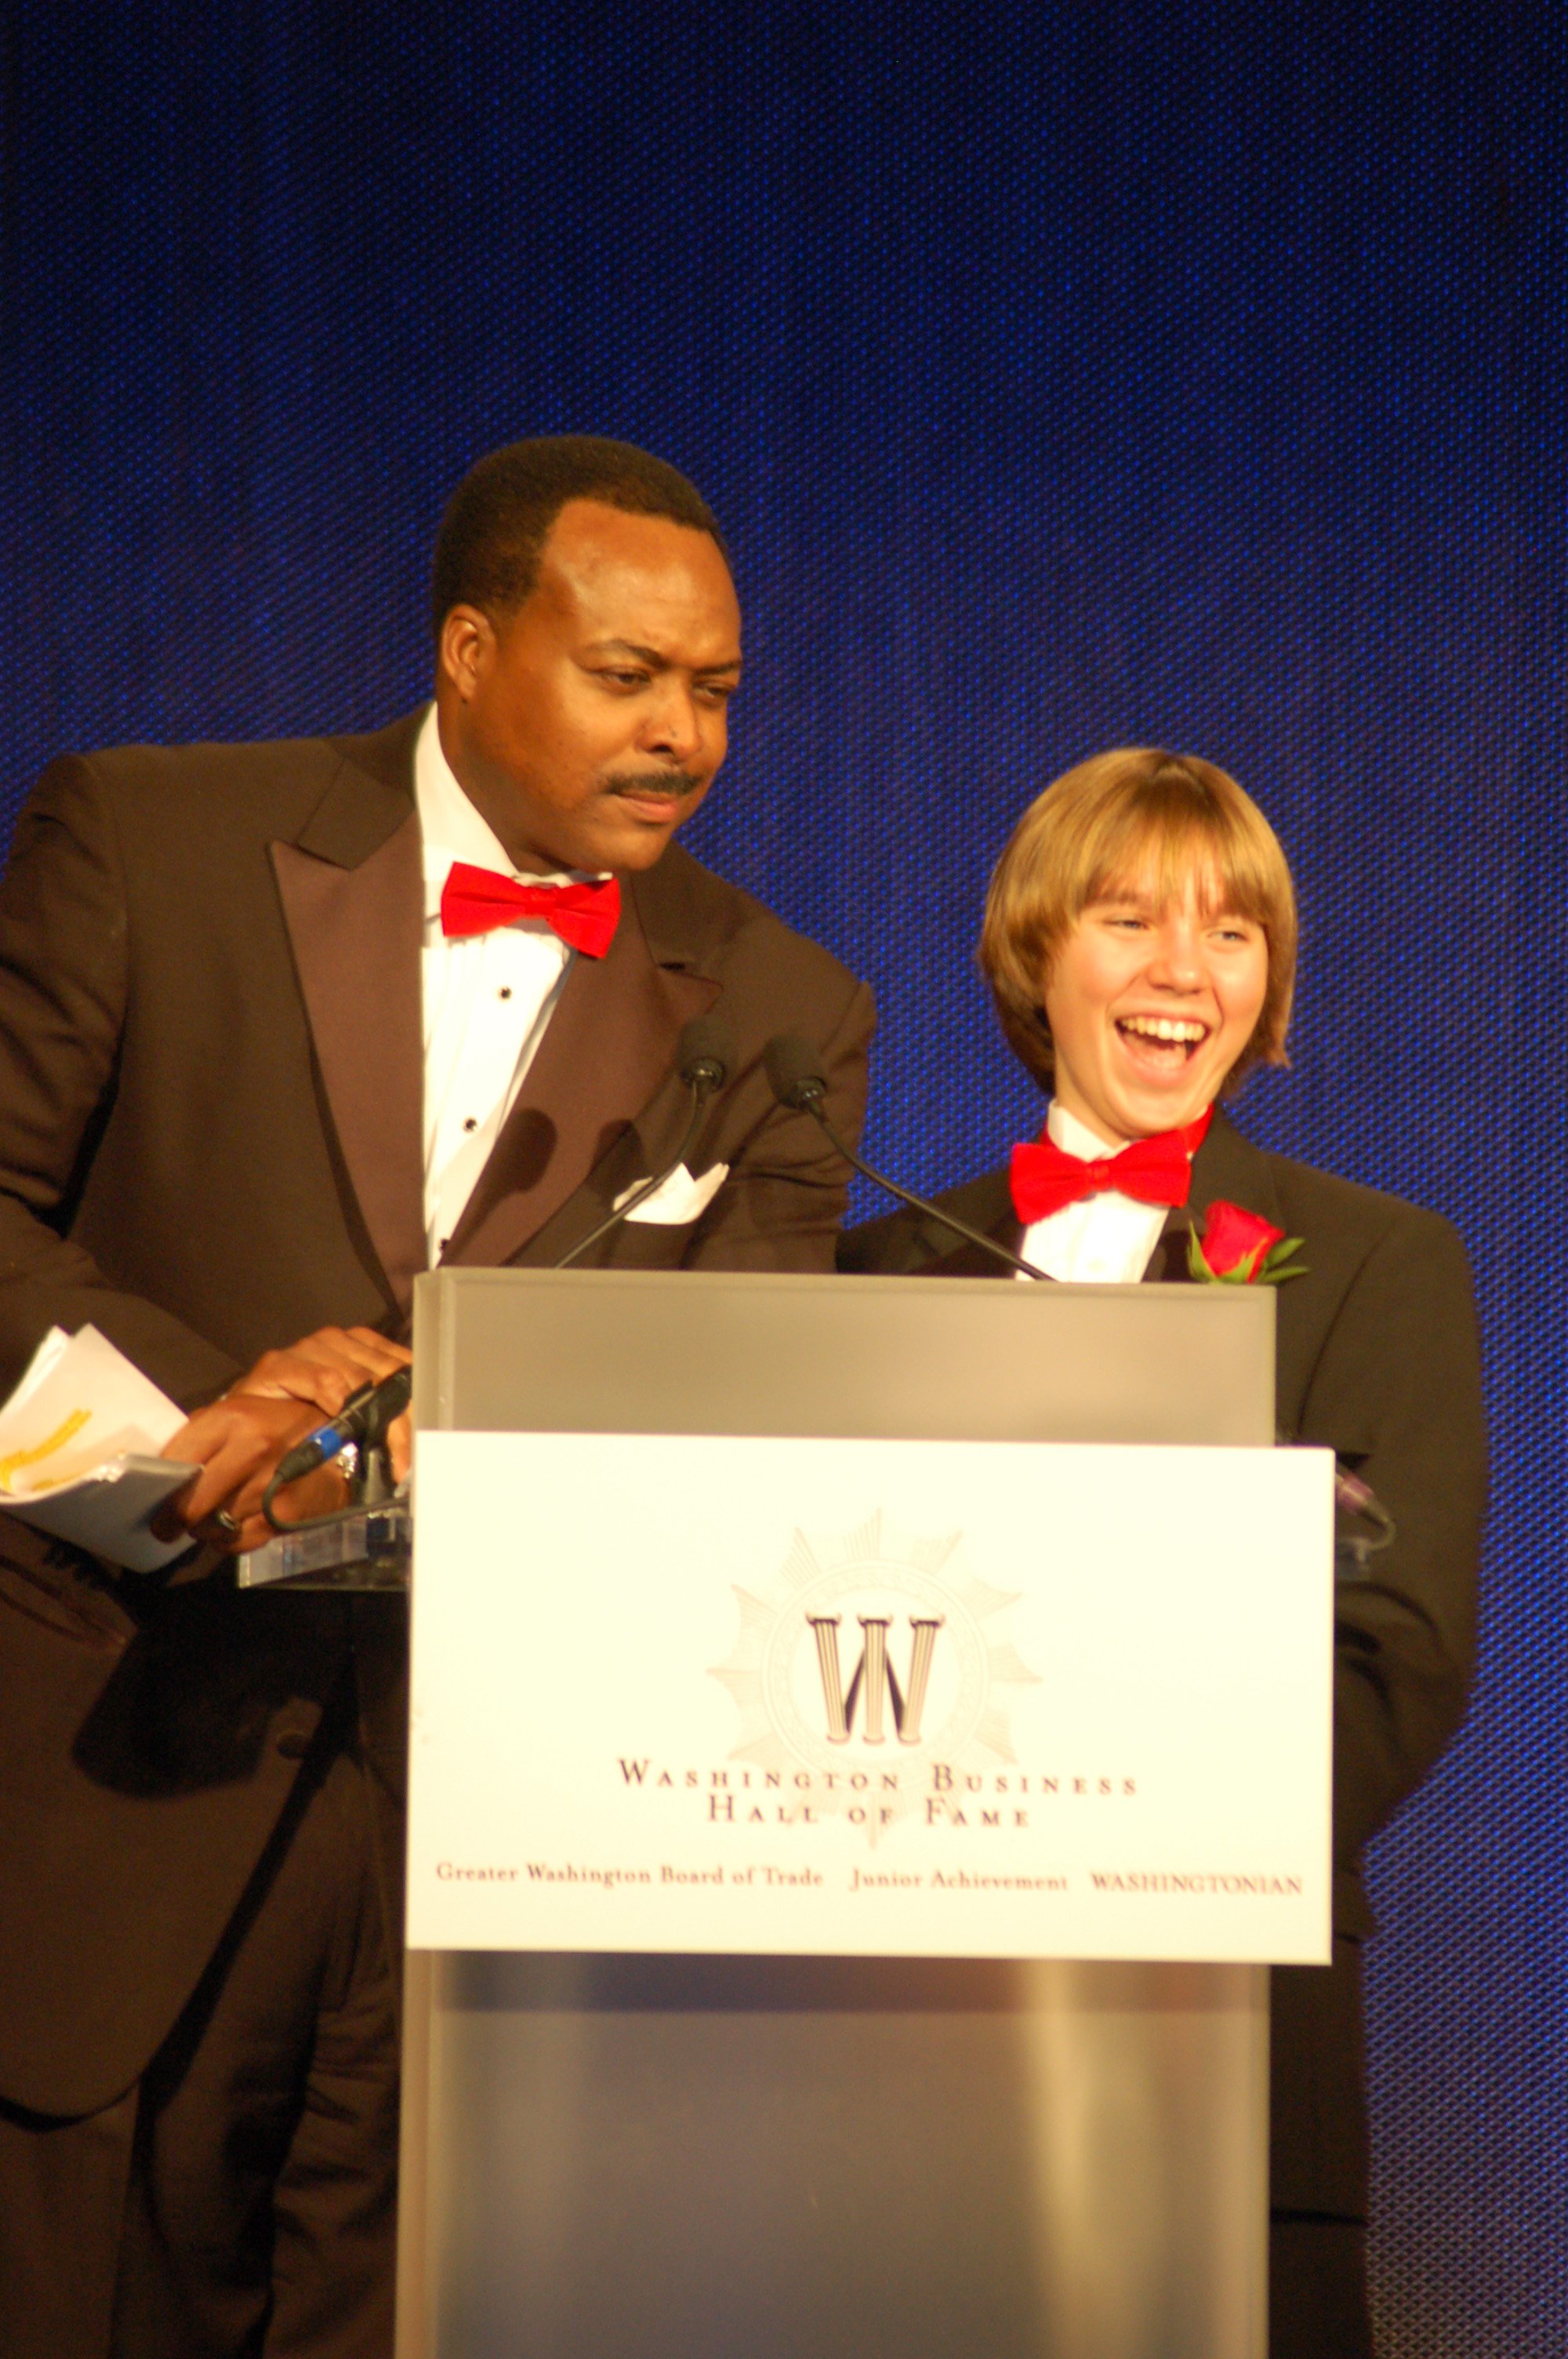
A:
[[429, 435, 728, 638]]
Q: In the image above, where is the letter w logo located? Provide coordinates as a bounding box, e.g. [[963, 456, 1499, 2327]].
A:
[[808, 1615, 944, 1746]]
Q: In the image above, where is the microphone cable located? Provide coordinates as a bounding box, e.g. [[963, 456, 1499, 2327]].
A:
[[260, 1365, 412, 1534]]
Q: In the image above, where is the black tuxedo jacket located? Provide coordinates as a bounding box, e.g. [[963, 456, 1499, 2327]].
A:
[[0, 712, 874, 2117], [839, 1107, 1486, 2216]]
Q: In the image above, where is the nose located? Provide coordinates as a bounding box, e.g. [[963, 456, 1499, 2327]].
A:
[[1146, 914, 1204, 990], [638, 678, 706, 766]]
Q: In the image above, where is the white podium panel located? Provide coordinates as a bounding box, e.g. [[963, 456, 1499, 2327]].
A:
[[408, 1432, 1333, 1965]]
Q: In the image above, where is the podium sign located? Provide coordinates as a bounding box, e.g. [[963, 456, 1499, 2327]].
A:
[[408, 1430, 1331, 1965]]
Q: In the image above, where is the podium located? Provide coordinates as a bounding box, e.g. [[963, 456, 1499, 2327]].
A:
[[396, 1268, 1332, 2359]]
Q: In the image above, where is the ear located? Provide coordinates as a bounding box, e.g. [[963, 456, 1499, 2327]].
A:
[[437, 604, 497, 702]]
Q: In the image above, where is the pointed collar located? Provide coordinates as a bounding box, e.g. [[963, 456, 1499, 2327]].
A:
[[412, 703, 613, 919], [415, 701, 516, 881]]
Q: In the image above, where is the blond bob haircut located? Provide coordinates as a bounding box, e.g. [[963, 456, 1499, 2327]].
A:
[[978, 747, 1297, 1092]]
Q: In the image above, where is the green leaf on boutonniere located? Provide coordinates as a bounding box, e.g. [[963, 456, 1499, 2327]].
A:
[[1186, 1224, 1309, 1288]]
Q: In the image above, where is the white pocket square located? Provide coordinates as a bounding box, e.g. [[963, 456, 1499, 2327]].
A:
[[613, 1161, 731, 1226]]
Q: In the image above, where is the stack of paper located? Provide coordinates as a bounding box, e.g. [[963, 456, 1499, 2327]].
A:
[[0, 1325, 199, 1571]]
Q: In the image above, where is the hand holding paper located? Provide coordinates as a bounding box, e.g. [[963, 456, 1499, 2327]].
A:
[[0, 1321, 414, 1567]]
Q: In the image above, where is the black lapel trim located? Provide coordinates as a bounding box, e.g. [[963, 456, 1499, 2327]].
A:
[[626, 842, 741, 981], [269, 818, 426, 1313], [1188, 1107, 1288, 1229], [1147, 1108, 1290, 1285], [263, 711, 429, 1310], [909, 1171, 1024, 1279], [299, 711, 426, 867]]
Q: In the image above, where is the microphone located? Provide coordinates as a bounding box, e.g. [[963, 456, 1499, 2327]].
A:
[[552, 1011, 735, 1270], [260, 1364, 413, 1533], [1331, 1460, 1397, 1579], [762, 1034, 1047, 1281], [1275, 1426, 1396, 1581], [270, 1366, 414, 1490]]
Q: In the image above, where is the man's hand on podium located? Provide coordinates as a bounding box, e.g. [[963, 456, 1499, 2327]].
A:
[[159, 1325, 414, 1554]]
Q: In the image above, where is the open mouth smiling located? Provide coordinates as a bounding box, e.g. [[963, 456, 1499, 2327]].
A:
[[1115, 1013, 1211, 1065]]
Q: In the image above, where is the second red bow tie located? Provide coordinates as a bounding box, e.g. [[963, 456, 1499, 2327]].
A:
[[439, 863, 621, 958], [1011, 1108, 1212, 1225]]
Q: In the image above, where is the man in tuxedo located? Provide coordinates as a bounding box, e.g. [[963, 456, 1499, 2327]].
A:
[[0, 437, 874, 2357], [839, 747, 1484, 2359]]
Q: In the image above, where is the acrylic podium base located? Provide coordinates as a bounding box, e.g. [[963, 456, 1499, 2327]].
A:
[[397, 1949, 1269, 2359], [234, 1500, 411, 1590]]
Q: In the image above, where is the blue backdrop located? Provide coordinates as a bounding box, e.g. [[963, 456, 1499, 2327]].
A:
[[3, 5, 1563, 2348]]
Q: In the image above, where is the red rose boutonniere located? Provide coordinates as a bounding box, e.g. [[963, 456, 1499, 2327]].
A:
[[1186, 1200, 1308, 1286]]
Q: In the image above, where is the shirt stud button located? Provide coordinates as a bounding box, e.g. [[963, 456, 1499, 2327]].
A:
[[463, 1117, 477, 1133], [499, 987, 513, 1001]]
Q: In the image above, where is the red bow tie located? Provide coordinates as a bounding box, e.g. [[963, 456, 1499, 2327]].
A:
[[1011, 1108, 1212, 1225], [438, 862, 621, 958]]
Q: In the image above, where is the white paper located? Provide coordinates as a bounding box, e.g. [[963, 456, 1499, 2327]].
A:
[[613, 1161, 731, 1225], [0, 1325, 194, 1568], [408, 1432, 1334, 1965], [5, 1323, 71, 1416]]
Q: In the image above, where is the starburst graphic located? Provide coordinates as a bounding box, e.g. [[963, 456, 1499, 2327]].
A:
[[710, 1509, 1040, 1842]]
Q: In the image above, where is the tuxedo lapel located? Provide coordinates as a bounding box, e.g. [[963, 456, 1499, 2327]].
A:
[[933, 1230, 1027, 1278], [270, 720, 427, 1314], [447, 883, 718, 1270], [1185, 1110, 1330, 1423], [903, 1171, 1023, 1278], [278, 729, 731, 1286], [1186, 1109, 1288, 1233], [1144, 1107, 1289, 1285]]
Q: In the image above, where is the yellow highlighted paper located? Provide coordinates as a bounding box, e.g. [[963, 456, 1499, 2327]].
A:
[[0, 1407, 92, 1492]]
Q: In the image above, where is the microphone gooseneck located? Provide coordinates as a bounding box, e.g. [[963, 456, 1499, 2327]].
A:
[[763, 1033, 1047, 1281], [552, 1012, 736, 1271]]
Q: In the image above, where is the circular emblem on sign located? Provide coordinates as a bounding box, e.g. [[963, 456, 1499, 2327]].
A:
[[710, 1509, 1040, 1841]]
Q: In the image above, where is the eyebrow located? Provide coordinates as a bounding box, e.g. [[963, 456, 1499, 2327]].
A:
[[583, 637, 742, 677], [1093, 886, 1254, 921]]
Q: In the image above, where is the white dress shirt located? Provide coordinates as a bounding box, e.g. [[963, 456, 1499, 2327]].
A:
[[416, 705, 587, 1263], [1017, 1101, 1172, 1285]]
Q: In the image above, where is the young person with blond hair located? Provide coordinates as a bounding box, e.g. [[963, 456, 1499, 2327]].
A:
[[841, 746, 1486, 2359]]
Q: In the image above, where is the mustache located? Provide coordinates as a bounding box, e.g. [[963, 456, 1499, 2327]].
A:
[[604, 770, 703, 801]]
